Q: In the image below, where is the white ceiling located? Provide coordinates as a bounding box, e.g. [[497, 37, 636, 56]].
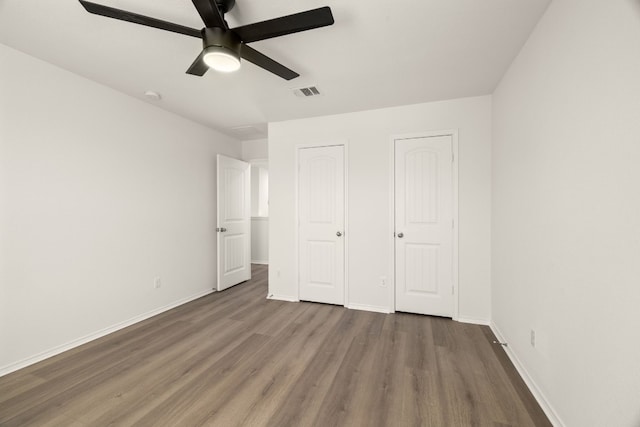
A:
[[0, 0, 550, 139]]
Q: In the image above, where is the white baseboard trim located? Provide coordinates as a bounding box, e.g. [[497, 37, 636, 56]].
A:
[[346, 303, 391, 314], [457, 316, 491, 326], [0, 289, 215, 378], [267, 294, 299, 302], [490, 322, 565, 427], [251, 260, 269, 265]]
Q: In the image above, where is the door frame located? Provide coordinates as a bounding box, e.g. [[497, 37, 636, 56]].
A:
[[294, 141, 349, 305], [388, 130, 459, 319]]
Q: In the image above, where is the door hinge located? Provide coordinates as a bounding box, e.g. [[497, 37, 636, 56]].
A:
[[452, 152, 454, 162], [452, 219, 454, 229], [452, 286, 455, 295]]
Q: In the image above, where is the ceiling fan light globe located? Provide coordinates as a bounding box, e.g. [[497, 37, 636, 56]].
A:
[[203, 47, 241, 73]]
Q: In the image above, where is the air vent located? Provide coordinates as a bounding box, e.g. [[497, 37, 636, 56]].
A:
[[293, 86, 322, 97]]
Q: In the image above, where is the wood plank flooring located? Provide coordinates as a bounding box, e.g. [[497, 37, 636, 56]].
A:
[[0, 264, 551, 426]]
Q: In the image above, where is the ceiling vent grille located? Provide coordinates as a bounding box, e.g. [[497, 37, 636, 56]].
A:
[[293, 86, 321, 97]]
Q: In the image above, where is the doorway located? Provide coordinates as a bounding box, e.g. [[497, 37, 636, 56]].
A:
[[249, 159, 269, 265]]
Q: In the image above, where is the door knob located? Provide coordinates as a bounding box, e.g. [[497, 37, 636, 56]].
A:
[[217, 227, 227, 232], [397, 232, 404, 238], [336, 231, 342, 237]]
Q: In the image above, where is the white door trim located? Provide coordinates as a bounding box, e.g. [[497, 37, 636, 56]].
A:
[[294, 141, 349, 306], [388, 130, 459, 319]]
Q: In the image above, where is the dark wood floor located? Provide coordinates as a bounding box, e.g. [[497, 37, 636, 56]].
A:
[[0, 264, 551, 426]]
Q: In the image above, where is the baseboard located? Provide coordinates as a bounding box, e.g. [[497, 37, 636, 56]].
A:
[[267, 294, 299, 302], [457, 316, 491, 326], [490, 322, 565, 427], [251, 260, 269, 265], [346, 303, 391, 314], [0, 289, 215, 378]]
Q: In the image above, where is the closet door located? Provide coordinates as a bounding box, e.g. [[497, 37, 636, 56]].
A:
[[395, 135, 453, 317], [298, 145, 345, 305]]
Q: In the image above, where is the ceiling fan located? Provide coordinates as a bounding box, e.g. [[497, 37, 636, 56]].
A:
[[78, 0, 334, 80]]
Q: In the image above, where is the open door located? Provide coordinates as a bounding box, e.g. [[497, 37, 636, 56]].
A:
[[217, 155, 251, 291]]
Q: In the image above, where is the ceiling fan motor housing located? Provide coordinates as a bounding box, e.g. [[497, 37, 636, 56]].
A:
[[215, 0, 235, 14], [202, 27, 241, 56]]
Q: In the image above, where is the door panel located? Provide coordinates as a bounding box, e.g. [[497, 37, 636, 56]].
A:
[[307, 240, 336, 286], [299, 146, 345, 305], [223, 234, 245, 273], [223, 167, 245, 220], [405, 243, 439, 295], [395, 136, 453, 317], [217, 155, 251, 291]]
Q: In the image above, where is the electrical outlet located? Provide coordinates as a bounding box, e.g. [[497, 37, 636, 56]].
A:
[[530, 329, 536, 347], [379, 276, 387, 287], [154, 277, 162, 289]]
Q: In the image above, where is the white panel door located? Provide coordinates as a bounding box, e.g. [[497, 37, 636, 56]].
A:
[[217, 155, 251, 291], [298, 145, 345, 305], [395, 136, 453, 317]]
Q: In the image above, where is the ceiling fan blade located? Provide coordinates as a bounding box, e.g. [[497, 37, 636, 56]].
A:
[[232, 7, 334, 43], [186, 51, 209, 76], [79, 0, 201, 38], [240, 45, 299, 80], [191, 0, 227, 29]]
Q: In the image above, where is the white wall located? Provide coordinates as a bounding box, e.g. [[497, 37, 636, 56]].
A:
[[241, 139, 268, 161], [257, 167, 268, 217], [492, 1, 640, 425], [251, 218, 269, 264], [250, 164, 269, 217], [0, 44, 241, 373], [269, 96, 492, 320]]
